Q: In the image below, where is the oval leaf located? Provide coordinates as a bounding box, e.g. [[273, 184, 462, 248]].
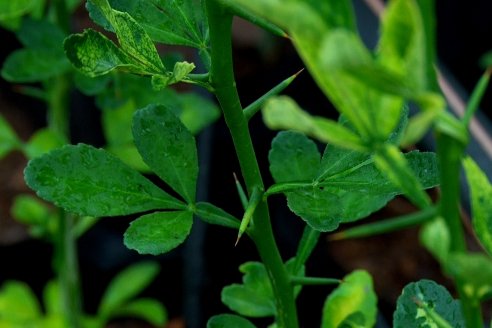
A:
[[124, 211, 193, 255], [24, 144, 185, 217], [133, 104, 198, 203]]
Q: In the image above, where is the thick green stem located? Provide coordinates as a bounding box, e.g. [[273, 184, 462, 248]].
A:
[[436, 133, 482, 325], [206, 1, 298, 327]]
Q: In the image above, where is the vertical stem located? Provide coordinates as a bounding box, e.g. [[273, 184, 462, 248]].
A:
[[55, 212, 82, 328], [436, 110, 483, 328], [206, 1, 298, 327], [47, 2, 81, 325]]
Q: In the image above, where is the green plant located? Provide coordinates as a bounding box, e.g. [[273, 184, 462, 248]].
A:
[[0, 0, 219, 326], [7, 0, 492, 327], [0, 261, 167, 328]]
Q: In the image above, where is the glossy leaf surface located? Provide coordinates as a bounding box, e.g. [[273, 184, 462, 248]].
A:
[[124, 211, 193, 255], [99, 261, 160, 315], [207, 314, 256, 328], [463, 157, 492, 256], [268, 131, 438, 231], [393, 279, 464, 327], [25, 144, 185, 217], [133, 104, 198, 203], [321, 270, 376, 328]]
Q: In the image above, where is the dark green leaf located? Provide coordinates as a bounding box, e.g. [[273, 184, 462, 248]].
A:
[[221, 262, 276, 318], [133, 104, 198, 203], [195, 202, 240, 229], [124, 211, 193, 255], [268, 132, 438, 231], [207, 314, 256, 328], [393, 279, 464, 327], [463, 157, 492, 256], [0, 114, 20, 158], [87, 0, 209, 49], [0, 281, 42, 322], [109, 298, 167, 325], [446, 252, 492, 302], [269, 131, 320, 182], [221, 259, 303, 318], [1, 19, 71, 82], [2, 49, 71, 82], [25, 144, 185, 217], [99, 261, 160, 315], [321, 270, 376, 328], [17, 18, 66, 50]]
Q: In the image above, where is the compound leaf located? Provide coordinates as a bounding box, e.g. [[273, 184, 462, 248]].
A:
[[133, 104, 198, 204], [25, 144, 185, 217], [393, 279, 464, 327], [268, 132, 438, 231]]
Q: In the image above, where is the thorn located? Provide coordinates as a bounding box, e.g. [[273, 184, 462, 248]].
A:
[[235, 234, 241, 247], [293, 68, 305, 78]]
